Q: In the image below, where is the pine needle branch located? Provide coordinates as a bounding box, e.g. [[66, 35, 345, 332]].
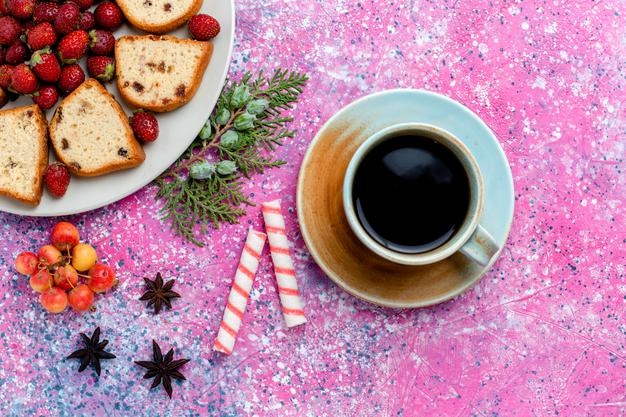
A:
[[155, 69, 308, 246]]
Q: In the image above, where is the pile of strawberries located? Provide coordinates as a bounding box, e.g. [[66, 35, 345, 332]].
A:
[[0, 0, 122, 110]]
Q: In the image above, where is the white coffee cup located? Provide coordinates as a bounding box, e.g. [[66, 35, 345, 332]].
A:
[[342, 123, 499, 266]]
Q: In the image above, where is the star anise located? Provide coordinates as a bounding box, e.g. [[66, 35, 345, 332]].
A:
[[135, 340, 190, 398], [67, 327, 116, 376], [139, 272, 181, 314]]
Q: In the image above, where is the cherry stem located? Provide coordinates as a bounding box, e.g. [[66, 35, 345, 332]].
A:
[[66, 277, 76, 289]]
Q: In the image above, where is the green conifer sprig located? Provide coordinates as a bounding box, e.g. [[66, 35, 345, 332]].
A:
[[156, 69, 308, 246]]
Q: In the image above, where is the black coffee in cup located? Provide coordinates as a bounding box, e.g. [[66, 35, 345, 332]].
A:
[[352, 135, 470, 254]]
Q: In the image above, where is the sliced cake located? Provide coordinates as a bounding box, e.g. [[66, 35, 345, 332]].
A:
[[116, 0, 202, 33], [0, 105, 48, 205], [115, 35, 213, 112], [49, 79, 145, 176]]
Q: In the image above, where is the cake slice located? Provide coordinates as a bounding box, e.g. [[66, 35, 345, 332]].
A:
[[116, 0, 202, 33], [116, 35, 213, 112], [49, 79, 145, 176], [0, 104, 48, 205]]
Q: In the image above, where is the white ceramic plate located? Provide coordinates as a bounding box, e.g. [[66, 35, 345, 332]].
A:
[[0, 0, 235, 216]]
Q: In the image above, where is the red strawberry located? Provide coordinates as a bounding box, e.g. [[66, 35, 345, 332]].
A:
[[188, 14, 221, 41], [5, 40, 28, 65], [86, 55, 114, 82], [0, 16, 21, 46], [79, 11, 95, 31], [57, 30, 88, 64], [73, 0, 93, 11], [88, 29, 115, 55], [94, 1, 123, 30], [57, 63, 84, 94], [8, 0, 35, 20], [33, 2, 60, 24], [10, 63, 38, 94], [129, 110, 159, 142], [54, 2, 81, 34], [32, 84, 59, 110], [0, 0, 8, 14], [30, 48, 61, 83], [26, 22, 57, 51], [43, 162, 71, 197], [0, 65, 13, 89]]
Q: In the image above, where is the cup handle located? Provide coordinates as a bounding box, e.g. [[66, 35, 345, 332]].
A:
[[459, 225, 499, 266]]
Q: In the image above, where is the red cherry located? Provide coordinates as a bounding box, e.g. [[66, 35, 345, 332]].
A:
[[88, 264, 116, 293], [50, 221, 80, 251], [38, 244, 62, 265], [15, 251, 38, 275], [54, 265, 79, 291], [40, 287, 68, 313], [68, 284, 95, 312], [30, 269, 53, 293]]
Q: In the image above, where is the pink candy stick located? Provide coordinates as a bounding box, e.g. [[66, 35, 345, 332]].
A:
[[261, 199, 307, 328], [213, 228, 266, 355]]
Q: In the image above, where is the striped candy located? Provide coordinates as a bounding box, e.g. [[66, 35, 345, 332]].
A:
[[261, 199, 307, 328], [213, 228, 267, 355]]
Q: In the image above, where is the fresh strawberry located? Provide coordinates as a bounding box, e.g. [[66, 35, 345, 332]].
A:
[[57, 30, 88, 63], [33, 2, 60, 24], [26, 22, 57, 51], [88, 29, 114, 55], [79, 11, 95, 31], [129, 110, 159, 142], [43, 162, 71, 197], [86, 55, 114, 82], [5, 40, 29, 65], [30, 48, 61, 82], [8, 0, 35, 20], [32, 84, 58, 110], [73, 0, 93, 11], [0, 65, 13, 89], [10, 63, 38, 94], [188, 14, 221, 41], [0, 16, 22, 46], [57, 63, 84, 94], [0, 0, 8, 14], [54, 2, 81, 34], [94, 1, 123, 30]]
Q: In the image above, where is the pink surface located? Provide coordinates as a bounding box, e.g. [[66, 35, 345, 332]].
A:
[[1, 0, 625, 415]]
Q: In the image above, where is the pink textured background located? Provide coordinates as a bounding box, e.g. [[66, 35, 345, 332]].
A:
[[1, 0, 626, 415]]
